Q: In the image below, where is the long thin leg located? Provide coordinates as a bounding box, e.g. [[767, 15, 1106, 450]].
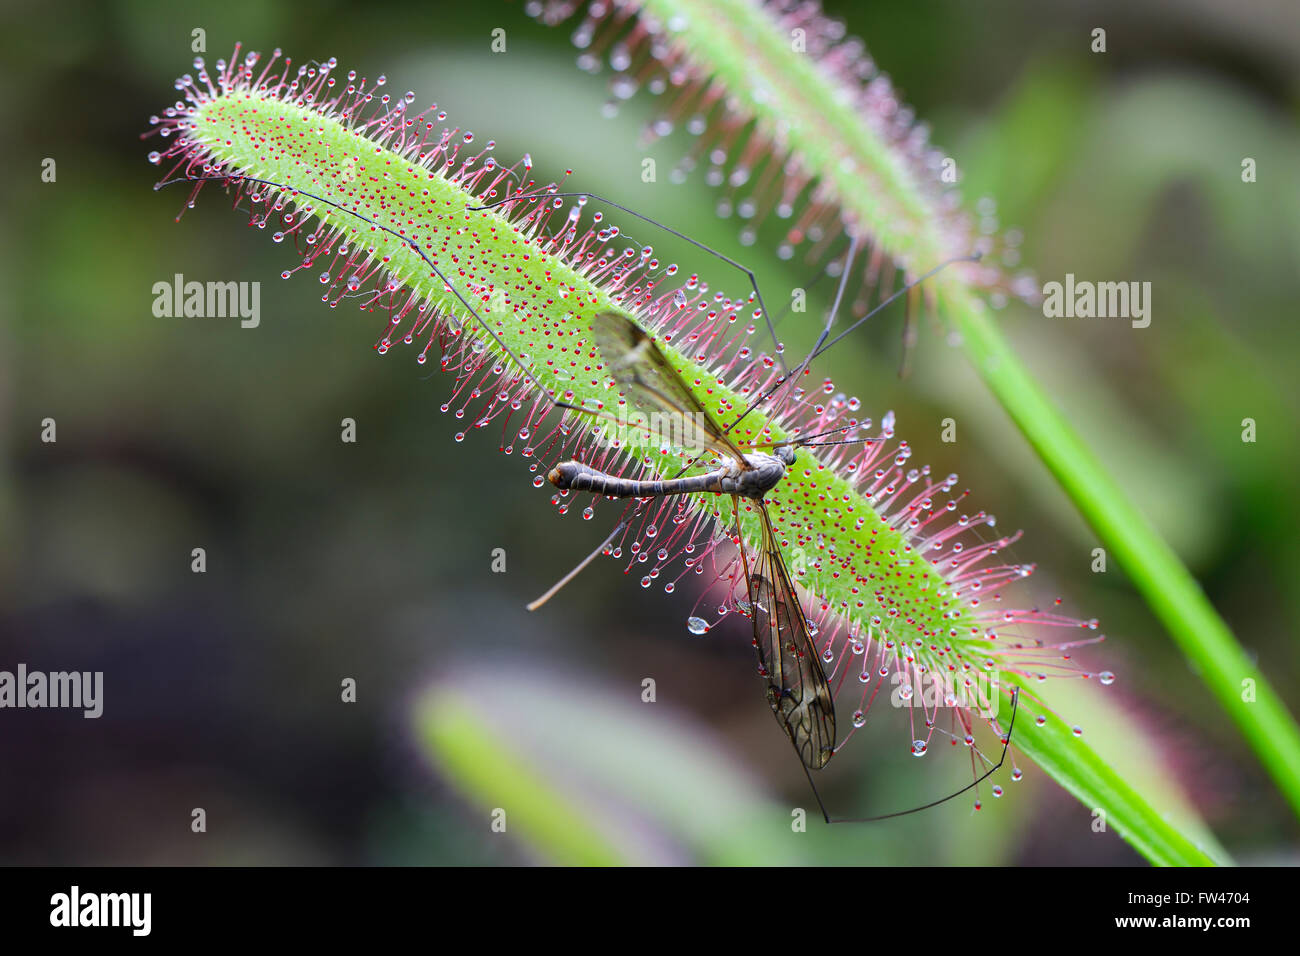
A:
[[810, 253, 979, 364], [779, 233, 860, 399], [771, 264, 833, 332], [715, 234, 860, 443], [527, 517, 630, 611], [156, 173, 604, 425], [160, 175, 717, 613], [802, 688, 1020, 823], [474, 184, 973, 447], [899, 283, 918, 380], [718, 249, 979, 444], [467, 190, 787, 374], [731, 493, 753, 605]]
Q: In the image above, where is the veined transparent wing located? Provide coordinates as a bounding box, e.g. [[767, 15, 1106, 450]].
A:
[[741, 500, 837, 770], [591, 312, 748, 465]]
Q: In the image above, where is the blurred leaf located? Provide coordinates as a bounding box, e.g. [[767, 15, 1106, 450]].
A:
[[417, 667, 814, 864], [417, 689, 627, 865]]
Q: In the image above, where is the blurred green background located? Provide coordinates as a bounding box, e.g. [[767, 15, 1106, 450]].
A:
[[1, 0, 1297, 864]]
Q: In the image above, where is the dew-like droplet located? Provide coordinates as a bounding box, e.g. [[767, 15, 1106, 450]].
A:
[[1099, 670, 1116, 685], [911, 739, 928, 757], [852, 711, 866, 728], [686, 617, 708, 635]]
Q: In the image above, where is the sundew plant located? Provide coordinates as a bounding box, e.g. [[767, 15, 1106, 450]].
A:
[[139, 8, 1286, 865]]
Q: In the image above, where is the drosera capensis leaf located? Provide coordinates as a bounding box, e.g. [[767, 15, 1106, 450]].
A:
[[146, 46, 1220, 864]]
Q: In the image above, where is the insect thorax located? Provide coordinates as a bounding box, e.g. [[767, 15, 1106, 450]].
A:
[[729, 452, 789, 499]]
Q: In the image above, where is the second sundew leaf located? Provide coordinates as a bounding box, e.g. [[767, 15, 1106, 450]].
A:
[[540, 0, 1035, 303], [640, 0, 944, 266], [147, 47, 1218, 865]]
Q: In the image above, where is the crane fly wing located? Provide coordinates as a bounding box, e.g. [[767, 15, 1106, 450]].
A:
[[592, 315, 837, 764], [592, 312, 749, 466], [743, 502, 837, 770]]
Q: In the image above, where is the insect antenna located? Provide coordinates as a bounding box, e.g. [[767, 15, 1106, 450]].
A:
[[801, 688, 1021, 824]]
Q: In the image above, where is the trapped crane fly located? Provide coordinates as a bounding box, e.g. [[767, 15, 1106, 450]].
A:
[[548, 312, 837, 769]]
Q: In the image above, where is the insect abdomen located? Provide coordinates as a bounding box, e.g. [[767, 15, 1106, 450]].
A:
[[548, 461, 723, 498]]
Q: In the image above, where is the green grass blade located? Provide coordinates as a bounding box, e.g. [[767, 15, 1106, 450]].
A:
[[947, 289, 1300, 820]]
